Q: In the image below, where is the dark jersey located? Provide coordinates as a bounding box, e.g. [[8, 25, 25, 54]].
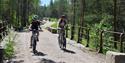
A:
[[31, 20, 40, 30]]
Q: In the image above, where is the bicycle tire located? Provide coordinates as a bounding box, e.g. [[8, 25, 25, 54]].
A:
[[32, 38, 37, 53], [58, 36, 61, 48]]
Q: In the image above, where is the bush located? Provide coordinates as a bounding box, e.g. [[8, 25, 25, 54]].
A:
[[4, 38, 14, 59], [50, 18, 58, 22], [51, 28, 57, 34], [51, 22, 57, 28]]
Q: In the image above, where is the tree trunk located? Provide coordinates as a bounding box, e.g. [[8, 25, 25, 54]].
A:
[[71, 0, 76, 40], [114, 0, 118, 49], [77, 0, 85, 43]]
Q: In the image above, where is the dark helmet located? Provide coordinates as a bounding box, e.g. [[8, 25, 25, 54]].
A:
[[61, 15, 66, 18]]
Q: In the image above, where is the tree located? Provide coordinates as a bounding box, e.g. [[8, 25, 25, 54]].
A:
[[77, 0, 85, 43]]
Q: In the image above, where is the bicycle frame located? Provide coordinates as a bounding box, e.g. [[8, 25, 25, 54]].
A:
[[31, 29, 38, 53], [58, 28, 66, 49]]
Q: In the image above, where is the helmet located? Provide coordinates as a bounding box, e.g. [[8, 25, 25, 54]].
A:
[[61, 15, 66, 18], [32, 15, 38, 20]]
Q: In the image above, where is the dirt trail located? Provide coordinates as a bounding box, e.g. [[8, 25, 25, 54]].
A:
[[10, 30, 106, 63]]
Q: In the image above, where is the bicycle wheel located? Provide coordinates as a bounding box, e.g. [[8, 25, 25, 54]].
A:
[[30, 36, 33, 48], [58, 36, 61, 48], [33, 38, 37, 54], [63, 37, 66, 49], [60, 35, 64, 49]]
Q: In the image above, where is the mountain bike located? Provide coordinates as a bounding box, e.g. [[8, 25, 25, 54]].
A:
[[58, 28, 66, 49], [31, 29, 38, 54]]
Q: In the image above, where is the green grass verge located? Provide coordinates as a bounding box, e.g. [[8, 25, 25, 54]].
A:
[[4, 40, 14, 59], [4, 33, 15, 60]]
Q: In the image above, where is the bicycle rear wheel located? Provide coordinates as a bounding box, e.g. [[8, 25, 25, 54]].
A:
[[33, 39, 37, 54]]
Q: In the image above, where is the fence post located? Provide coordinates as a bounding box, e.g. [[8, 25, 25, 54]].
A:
[[71, 25, 75, 40], [0, 46, 4, 63], [120, 33, 124, 52], [99, 30, 104, 53], [3, 21, 5, 37], [1, 21, 3, 39], [86, 28, 90, 47], [77, 26, 81, 43], [66, 25, 68, 38]]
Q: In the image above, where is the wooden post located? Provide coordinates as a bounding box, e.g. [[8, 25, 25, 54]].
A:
[[99, 30, 104, 53], [0, 46, 4, 63], [66, 25, 68, 38], [86, 28, 90, 47], [120, 33, 124, 52], [114, 0, 118, 49], [77, 26, 81, 43]]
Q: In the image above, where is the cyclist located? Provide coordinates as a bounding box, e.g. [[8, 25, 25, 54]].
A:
[[57, 15, 67, 49], [29, 15, 41, 48]]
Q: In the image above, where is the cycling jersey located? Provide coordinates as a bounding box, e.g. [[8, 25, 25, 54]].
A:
[[58, 19, 66, 28], [31, 20, 40, 30]]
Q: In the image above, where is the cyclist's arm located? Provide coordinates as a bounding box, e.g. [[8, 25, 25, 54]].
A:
[[29, 24, 32, 30], [38, 21, 42, 30], [64, 19, 67, 28], [57, 19, 61, 34], [38, 24, 41, 30]]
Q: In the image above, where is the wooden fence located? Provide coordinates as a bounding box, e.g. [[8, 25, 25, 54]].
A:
[[66, 24, 125, 53], [0, 20, 9, 42]]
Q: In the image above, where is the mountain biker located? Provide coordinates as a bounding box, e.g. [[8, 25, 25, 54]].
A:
[[58, 15, 67, 28], [58, 15, 67, 49], [29, 15, 41, 48]]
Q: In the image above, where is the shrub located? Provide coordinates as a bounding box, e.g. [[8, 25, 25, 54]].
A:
[[4, 37, 14, 59]]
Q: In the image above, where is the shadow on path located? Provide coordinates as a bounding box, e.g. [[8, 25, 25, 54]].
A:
[[39, 58, 66, 63], [7, 60, 24, 63], [62, 49, 76, 54], [39, 58, 56, 63], [34, 51, 47, 56]]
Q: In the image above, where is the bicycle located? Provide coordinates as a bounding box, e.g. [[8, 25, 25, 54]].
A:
[[30, 29, 38, 54], [58, 28, 66, 49]]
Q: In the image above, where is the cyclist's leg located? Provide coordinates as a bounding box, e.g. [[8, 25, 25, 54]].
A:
[[30, 31, 33, 48]]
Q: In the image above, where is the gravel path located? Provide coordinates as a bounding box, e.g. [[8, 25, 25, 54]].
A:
[[10, 30, 106, 63]]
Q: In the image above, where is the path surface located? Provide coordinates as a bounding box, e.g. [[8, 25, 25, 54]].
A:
[[9, 29, 106, 63]]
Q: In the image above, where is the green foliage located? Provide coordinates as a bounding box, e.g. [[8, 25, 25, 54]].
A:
[[81, 13, 113, 51], [84, 14, 98, 24], [0, 0, 41, 28], [40, 0, 69, 18], [51, 22, 57, 28], [50, 18, 58, 22], [4, 38, 14, 59]]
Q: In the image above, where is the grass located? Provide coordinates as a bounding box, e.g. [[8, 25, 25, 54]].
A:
[[4, 31, 15, 60], [4, 39, 14, 59]]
